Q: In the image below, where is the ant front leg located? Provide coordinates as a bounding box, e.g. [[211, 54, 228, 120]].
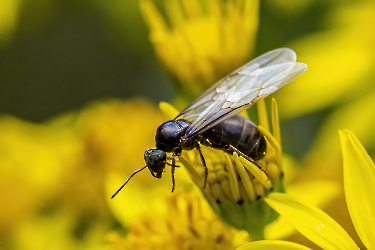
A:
[[171, 154, 176, 192], [165, 153, 178, 192], [168, 148, 183, 192], [196, 145, 208, 189], [166, 156, 180, 167]]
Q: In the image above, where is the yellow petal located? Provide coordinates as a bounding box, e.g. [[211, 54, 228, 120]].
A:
[[0, 0, 21, 45], [257, 99, 270, 132], [265, 216, 296, 240], [265, 180, 340, 240], [239, 156, 272, 190], [287, 180, 340, 209], [276, 29, 373, 118], [236, 240, 313, 250], [178, 156, 201, 184], [271, 98, 281, 145], [159, 102, 179, 120], [265, 193, 358, 250], [224, 153, 240, 202], [258, 125, 281, 156], [339, 129, 375, 248], [234, 153, 256, 201], [140, 0, 168, 32], [309, 92, 375, 160]]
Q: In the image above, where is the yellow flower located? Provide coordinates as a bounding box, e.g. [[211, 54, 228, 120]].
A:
[[76, 99, 164, 178], [107, 192, 248, 250], [140, 0, 259, 94], [259, 4, 375, 239], [237, 129, 374, 249], [62, 99, 169, 216], [0, 0, 21, 45], [157, 100, 340, 241], [0, 99, 166, 249], [12, 210, 111, 250], [107, 100, 340, 244], [0, 114, 82, 234], [158, 99, 283, 240], [275, 1, 375, 118], [274, 3, 375, 236]]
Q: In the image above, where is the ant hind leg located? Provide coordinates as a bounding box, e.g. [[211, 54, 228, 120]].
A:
[[228, 145, 268, 177], [196, 145, 208, 189]]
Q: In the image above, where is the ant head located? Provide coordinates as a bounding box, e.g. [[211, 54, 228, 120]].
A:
[[144, 149, 167, 178], [111, 148, 167, 199]]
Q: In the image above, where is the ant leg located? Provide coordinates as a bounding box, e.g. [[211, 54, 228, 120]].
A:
[[166, 157, 180, 168], [171, 154, 176, 192], [196, 145, 208, 189], [167, 162, 180, 168], [228, 145, 268, 177]]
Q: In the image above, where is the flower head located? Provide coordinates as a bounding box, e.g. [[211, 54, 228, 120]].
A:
[[160, 99, 285, 240], [140, 0, 259, 94], [108, 192, 248, 250]]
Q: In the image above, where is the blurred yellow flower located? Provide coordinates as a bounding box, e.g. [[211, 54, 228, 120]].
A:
[[237, 129, 374, 249], [0, 114, 82, 235], [76, 99, 164, 177], [0, 99, 167, 249], [59, 99, 168, 216], [140, 0, 259, 94], [0, 0, 21, 45], [108, 192, 248, 250], [263, 4, 375, 239], [275, 1, 375, 119], [12, 210, 111, 250]]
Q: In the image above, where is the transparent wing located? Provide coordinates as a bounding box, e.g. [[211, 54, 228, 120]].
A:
[[178, 48, 298, 120], [177, 48, 307, 138]]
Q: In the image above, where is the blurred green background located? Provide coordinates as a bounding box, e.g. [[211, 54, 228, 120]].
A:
[[0, 0, 336, 159], [0, 0, 173, 121], [0, 0, 325, 118]]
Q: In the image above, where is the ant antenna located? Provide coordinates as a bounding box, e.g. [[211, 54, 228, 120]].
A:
[[111, 166, 148, 199]]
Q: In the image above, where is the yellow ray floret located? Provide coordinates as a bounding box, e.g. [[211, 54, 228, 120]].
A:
[[141, 0, 259, 94]]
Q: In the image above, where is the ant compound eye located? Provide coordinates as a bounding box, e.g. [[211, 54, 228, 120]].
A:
[[151, 149, 166, 162], [181, 136, 189, 143], [144, 149, 152, 161], [144, 149, 166, 166]]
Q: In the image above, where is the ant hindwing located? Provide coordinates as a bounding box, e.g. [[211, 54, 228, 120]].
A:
[[111, 48, 307, 198]]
